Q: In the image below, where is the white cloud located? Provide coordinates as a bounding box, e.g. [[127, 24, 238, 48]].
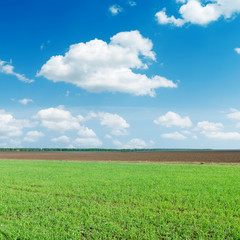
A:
[[78, 126, 97, 138], [84, 112, 130, 136], [37, 30, 177, 97], [227, 108, 240, 121], [33, 106, 81, 132], [193, 135, 198, 140], [181, 130, 192, 135], [227, 109, 240, 127], [161, 132, 186, 140], [156, 0, 240, 27], [109, 4, 123, 15], [155, 9, 185, 27], [51, 135, 70, 143], [0, 109, 33, 138], [235, 48, 240, 54], [97, 112, 129, 136], [179, 0, 221, 25], [154, 111, 192, 128], [74, 137, 102, 148], [23, 131, 44, 142], [176, 0, 186, 3], [196, 121, 223, 131], [105, 134, 112, 139], [113, 138, 147, 149], [128, 1, 137, 7], [202, 131, 240, 140], [0, 60, 34, 83], [19, 98, 33, 105], [196, 118, 240, 140]]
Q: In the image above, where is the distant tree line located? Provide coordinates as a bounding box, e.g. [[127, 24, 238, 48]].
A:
[[0, 148, 213, 152]]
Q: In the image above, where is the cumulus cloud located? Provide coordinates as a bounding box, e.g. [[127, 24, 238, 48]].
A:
[[161, 131, 186, 140], [33, 106, 81, 132], [113, 138, 148, 149], [196, 119, 240, 140], [109, 4, 123, 15], [0, 109, 33, 138], [235, 48, 240, 54], [74, 137, 102, 148], [97, 112, 129, 136], [128, 1, 137, 7], [51, 135, 70, 143], [155, 9, 185, 27], [23, 131, 44, 142], [78, 126, 97, 137], [196, 121, 223, 131], [226, 108, 240, 127], [37, 30, 177, 97], [0, 60, 34, 83], [154, 111, 192, 128], [19, 98, 33, 105], [156, 0, 240, 27], [84, 112, 130, 136], [227, 108, 240, 121], [202, 131, 240, 140]]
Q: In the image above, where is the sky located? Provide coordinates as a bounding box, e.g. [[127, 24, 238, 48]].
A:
[[1, 0, 240, 149]]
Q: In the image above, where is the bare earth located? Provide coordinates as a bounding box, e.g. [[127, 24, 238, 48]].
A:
[[0, 151, 240, 163]]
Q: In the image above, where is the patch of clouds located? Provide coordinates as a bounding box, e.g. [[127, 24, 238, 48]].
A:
[[227, 108, 240, 127], [202, 131, 240, 140], [154, 111, 192, 128], [0, 60, 34, 83], [23, 131, 44, 142], [155, 0, 240, 27], [196, 119, 240, 140], [37, 30, 177, 97], [97, 112, 129, 136], [105, 134, 112, 139], [73, 137, 102, 148], [0, 109, 33, 138], [51, 135, 70, 143], [128, 1, 137, 7], [192, 135, 198, 140], [78, 126, 97, 138], [109, 4, 123, 15], [234, 48, 240, 54], [196, 121, 223, 131], [113, 138, 148, 149], [84, 112, 130, 136], [181, 130, 192, 135], [227, 108, 240, 121], [155, 9, 185, 27], [161, 131, 186, 140], [19, 98, 33, 105], [33, 106, 81, 132]]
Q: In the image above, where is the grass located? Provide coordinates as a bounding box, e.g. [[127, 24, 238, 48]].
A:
[[0, 160, 239, 239]]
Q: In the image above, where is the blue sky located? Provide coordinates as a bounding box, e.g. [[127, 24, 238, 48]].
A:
[[1, 0, 240, 149]]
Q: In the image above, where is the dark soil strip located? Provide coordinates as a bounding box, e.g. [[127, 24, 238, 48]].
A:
[[0, 151, 240, 163]]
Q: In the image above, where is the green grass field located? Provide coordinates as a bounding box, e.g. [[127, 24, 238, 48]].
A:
[[0, 160, 239, 239]]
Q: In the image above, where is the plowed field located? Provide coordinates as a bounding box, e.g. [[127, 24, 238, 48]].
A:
[[0, 150, 240, 163]]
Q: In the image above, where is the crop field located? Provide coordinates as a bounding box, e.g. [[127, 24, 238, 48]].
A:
[[0, 160, 239, 239], [1, 150, 240, 163]]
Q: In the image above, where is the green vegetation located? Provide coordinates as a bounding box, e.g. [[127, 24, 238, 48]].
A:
[[0, 148, 214, 152], [0, 161, 239, 239]]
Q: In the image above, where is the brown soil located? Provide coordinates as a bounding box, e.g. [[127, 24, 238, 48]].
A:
[[0, 151, 240, 163]]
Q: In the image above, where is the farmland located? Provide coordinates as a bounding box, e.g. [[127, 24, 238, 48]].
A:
[[1, 150, 240, 163], [0, 159, 239, 239]]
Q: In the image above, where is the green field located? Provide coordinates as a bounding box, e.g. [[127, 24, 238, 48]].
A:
[[0, 160, 239, 239]]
